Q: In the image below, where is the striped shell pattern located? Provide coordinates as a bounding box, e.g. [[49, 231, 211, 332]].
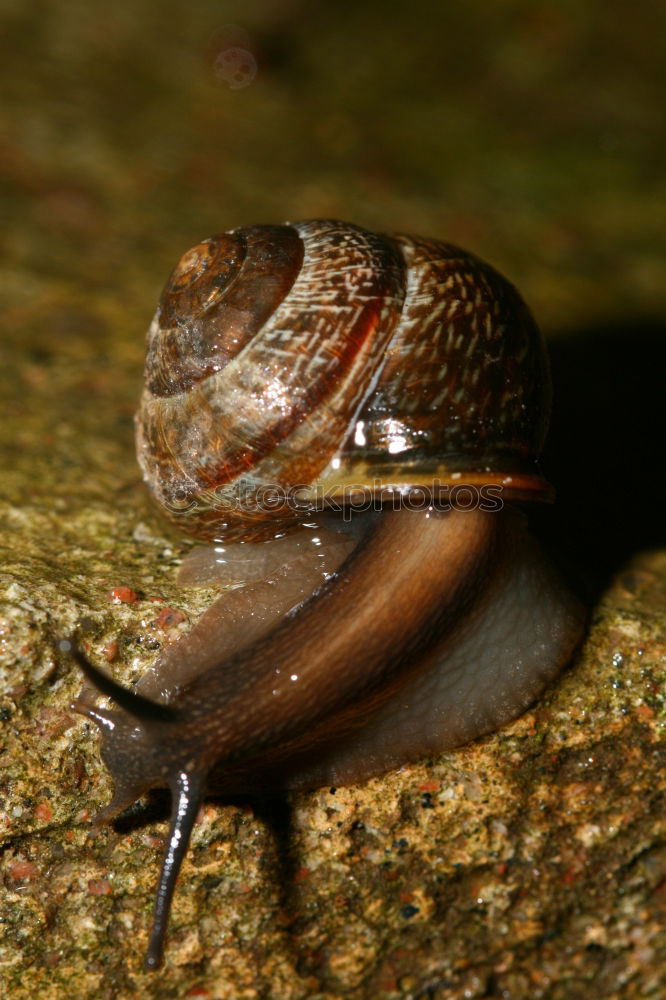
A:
[[136, 220, 551, 540]]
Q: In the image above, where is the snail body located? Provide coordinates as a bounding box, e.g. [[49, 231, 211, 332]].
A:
[[68, 220, 584, 969]]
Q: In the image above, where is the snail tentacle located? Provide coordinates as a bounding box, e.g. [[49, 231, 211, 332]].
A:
[[144, 768, 205, 972], [64, 639, 179, 723]]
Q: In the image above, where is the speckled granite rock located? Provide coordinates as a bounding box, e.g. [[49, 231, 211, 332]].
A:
[[1, 523, 665, 998], [1, 1, 665, 997]]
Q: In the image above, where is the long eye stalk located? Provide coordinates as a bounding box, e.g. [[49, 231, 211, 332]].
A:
[[145, 769, 205, 970]]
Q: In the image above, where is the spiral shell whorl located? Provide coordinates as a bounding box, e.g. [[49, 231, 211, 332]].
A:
[[136, 220, 551, 540]]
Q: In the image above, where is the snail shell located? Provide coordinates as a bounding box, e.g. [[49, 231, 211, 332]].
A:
[[67, 220, 584, 969], [136, 219, 551, 539]]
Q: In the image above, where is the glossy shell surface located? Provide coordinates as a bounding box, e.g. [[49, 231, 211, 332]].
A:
[[136, 220, 551, 539]]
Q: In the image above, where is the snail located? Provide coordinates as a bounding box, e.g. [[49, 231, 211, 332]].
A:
[[63, 219, 584, 969]]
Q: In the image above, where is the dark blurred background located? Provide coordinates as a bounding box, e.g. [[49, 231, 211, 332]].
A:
[[2, 0, 665, 586]]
